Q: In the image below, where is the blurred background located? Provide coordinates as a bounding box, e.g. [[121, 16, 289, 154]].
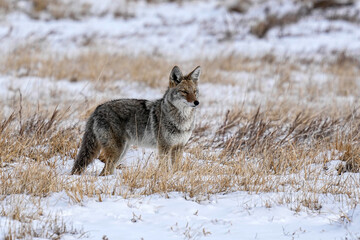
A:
[[1, 0, 360, 128], [1, 0, 360, 122], [1, 0, 359, 83]]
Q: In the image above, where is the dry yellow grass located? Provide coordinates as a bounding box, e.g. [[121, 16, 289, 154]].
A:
[[4, 47, 359, 93], [1, 102, 359, 197], [2, 48, 171, 88], [1, 47, 242, 87], [0, 0, 133, 20]]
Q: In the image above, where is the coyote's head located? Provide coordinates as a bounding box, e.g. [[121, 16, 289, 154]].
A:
[[169, 66, 201, 108]]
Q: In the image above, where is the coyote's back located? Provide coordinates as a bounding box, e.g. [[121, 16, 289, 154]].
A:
[[71, 65, 201, 175]]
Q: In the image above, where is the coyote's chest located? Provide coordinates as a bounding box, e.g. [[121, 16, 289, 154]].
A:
[[132, 121, 193, 148], [161, 116, 195, 146], [167, 129, 193, 146]]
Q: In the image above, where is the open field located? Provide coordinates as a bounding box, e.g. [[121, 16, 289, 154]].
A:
[[1, 0, 360, 239]]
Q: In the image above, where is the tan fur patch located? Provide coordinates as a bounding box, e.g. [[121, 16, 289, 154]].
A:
[[178, 80, 198, 103]]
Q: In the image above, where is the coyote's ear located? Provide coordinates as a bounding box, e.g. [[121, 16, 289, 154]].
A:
[[189, 66, 201, 83], [169, 66, 183, 87]]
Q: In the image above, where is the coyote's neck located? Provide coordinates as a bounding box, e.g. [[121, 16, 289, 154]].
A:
[[161, 89, 195, 131]]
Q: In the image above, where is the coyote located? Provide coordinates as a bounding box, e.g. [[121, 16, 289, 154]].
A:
[[71, 66, 201, 175]]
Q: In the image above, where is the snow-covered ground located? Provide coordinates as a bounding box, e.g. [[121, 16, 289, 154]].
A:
[[1, 0, 360, 239], [2, 0, 360, 59], [2, 152, 360, 239], [2, 191, 358, 240]]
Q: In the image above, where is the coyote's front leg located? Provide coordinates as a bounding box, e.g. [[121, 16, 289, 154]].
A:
[[158, 145, 172, 171], [158, 144, 184, 171], [170, 145, 184, 171]]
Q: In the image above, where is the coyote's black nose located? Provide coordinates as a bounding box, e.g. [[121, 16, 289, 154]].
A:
[[194, 100, 199, 106]]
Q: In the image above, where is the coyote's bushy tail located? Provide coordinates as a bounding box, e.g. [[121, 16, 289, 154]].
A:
[[71, 119, 100, 174]]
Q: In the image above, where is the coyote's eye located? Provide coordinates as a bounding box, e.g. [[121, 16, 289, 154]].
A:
[[180, 90, 188, 95]]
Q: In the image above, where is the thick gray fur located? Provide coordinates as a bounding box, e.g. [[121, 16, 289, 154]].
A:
[[71, 66, 201, 175]]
